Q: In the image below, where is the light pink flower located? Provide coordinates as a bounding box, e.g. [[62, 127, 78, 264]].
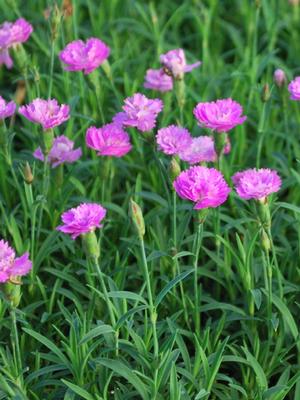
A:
[[0, 48, 13, 69], [232, 168, 281, 201], [160, 48, 201, 79], [19, 98, 70, 130], [121, 93, 163, 132], [288, 77, 300, 100], [274, 69, 286, 88], [0, 239, 32, 283], [33, 135, 82, 167], [86, 123, 132, 157], [174, 166, 230, 209], [59, 38, 110, 74], [156, 125, 192, 155], [0, 96, 16, 119], [193, 98, 247, 133], [144, 68, 173, 92], [179, 136, 217, 164], [57, 203, 107, 239]]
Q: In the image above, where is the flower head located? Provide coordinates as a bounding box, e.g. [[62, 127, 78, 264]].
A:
[[160, 48, 201, 79], [174, 166, 230, 209], [0, 239, 32, 283], [121, 93, 163, 132], [232, 168, 281, 201], [144, 68, 173, 92], [33, 135, 82, 167], [0, 18, 32, 48], [0, 96, 16, 119], [156, 125, 192, 155], [86, 123, 132, 157], [59, 38, 110, 74], [57, 203, 107, 239], [19, 98, 70, 130], [274, 69, 286, 88], [288, 77, 300, 100], [179, 136, 217, 164], [193, 98, 247, 133]]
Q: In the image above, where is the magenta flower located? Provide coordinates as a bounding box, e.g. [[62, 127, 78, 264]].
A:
[[121, 93, 163, 132], [57, 203, 107, 239], [232, 168, 281, 202], [86, 123, 132, 157], [193, 98, 247, 133], [174, 166, 230, 209], [0, 239, 32, 283], [179, 136, 217, 164], [59, 38, 110, 75], [156, 125, 192, 155], [160, 48, 201, 79], [144, 68, 173, 92], [0, 96, 16, 119], [19, 98, 70, 130], [33, 135, 82, 168], [288, 77, 300, 100]]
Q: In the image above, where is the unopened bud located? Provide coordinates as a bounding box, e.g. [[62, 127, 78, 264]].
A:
[[258, 200, 271, 228], [129, 199, 145, 238], [24, 162, 34, 184], [289, 0, 300, 5], [169, 157, 181, 182], [82, 231, 100, 259], [51, 4, 63, 40], [255, 0, 261, 8], [62, 0, 73, 17], [3, 281, 21, 307], [261, 229, 271, 252], [15, 81, 26, 105], [274, 69, 286, 88], [261, 83, 271, 102]]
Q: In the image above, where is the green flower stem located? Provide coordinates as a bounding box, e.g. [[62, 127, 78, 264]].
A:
[[174, 79, 185, 125], [10, 307, 23, 387], [193, 220, 204, 337]]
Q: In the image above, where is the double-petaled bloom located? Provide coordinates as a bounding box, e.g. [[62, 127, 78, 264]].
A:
[[19, 98, 70, 130], [193, 98, 247, 133], [0, 239, 32, 283], [232, 168, 281, 202], [59, 38, 110, 74], [33, 135, 82, 167], [86, 123, 132, 157], [0, 96, 16, 119], [288, 77, 300, 101], [57, 203, 107, 239], [160, 48, 201, 80], [174, 166, 230, 209], [144, 68, 173, 92], [0, 18, 33, 69], [156, 125, 192, 155]]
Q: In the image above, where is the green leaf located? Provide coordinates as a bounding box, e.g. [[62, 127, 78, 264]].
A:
[[243, 347, 268, 391], [61, 380, 95, 400], [79, 324, 114, 345], [108, 290, 147, 305]]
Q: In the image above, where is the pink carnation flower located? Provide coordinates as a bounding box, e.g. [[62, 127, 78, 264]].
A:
[[0, 96, 16, 119], [33, 135, 82, 168], [174, 166, 230, 209], [19, 98, 70, 130], [144, 68, 173, 92], [288, 77, 300, 100], [232, 168, 281, 202], [160, 48, 201, 79], [179, 136, 217, 164], [156, 125, 192, 155], [274, 69, 286, 88], [0, 239, 32, 283], [121, 93, 163, 132], [57, 203, 107, 239], [193, 98, 247, 133], [59, 38, 110, 75], [86, 123, 132, 157]]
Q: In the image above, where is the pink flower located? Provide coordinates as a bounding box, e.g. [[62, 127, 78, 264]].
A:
[[144, 68, 173, 92], [274, 69, 286, 88], [160, 48, 201, 79], [0, 96, 16, 119], [232, 168, 281, 201], [179, 136, 217, 164], [59, 38, 110, 74], [0, 48, 13, 69], [121, 93, 163, 132], [0, 239, 32, 283], [193, 98, 247, 133], [33, 135, 82, 168], [86, 123, 132, 157], [156, 125, 192, 155], [19, 98, 70, 130], [174, 166, 230, 209], [57, 203, 107, 239], [288, 77, 300, 100]]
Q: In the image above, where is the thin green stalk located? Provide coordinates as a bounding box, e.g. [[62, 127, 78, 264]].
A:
[[47, 38, 56, 99], [193, 221, 203, 337], [10, 308, 23, 387]]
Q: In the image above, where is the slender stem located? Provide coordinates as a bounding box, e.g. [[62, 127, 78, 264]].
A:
[[47, 38, 56, 99], [10, 308, 23, 386], [193, 222, 203, 336]]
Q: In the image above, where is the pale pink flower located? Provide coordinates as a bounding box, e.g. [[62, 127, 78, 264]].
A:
[[0, 239, 32, 283], [0, 96, 16, 119], [232, 168, 281, 201], [33, 135, 82, 167], [19, 98, 70, 130], [193, 98, 247, 133], [59, 38, 110, 74], [86, 123, 132, 157], [174, 166, 230, 209], [288, 77, 300, 100], [179, 136, 217, 164], [144, 68, 173, 92], [57, 203, 106, 239], [160, 48, 201, 79], [274, 69, 286, 88], [156, 125, 192, 155]]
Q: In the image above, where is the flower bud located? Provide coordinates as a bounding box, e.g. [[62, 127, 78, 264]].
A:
[[258, 200, 271, 228], [169, 157, 181, 182], [274, 69, 286, 88], [24, 162, 34, 184], [261, 83, 271, 102], [261, 229, 271, 252], [3, 281, 21, 307], [82, 231, 100, 259], [129, 199, 145, 238], [289, 0, 300, 5], [62, 0, 73, 17]]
